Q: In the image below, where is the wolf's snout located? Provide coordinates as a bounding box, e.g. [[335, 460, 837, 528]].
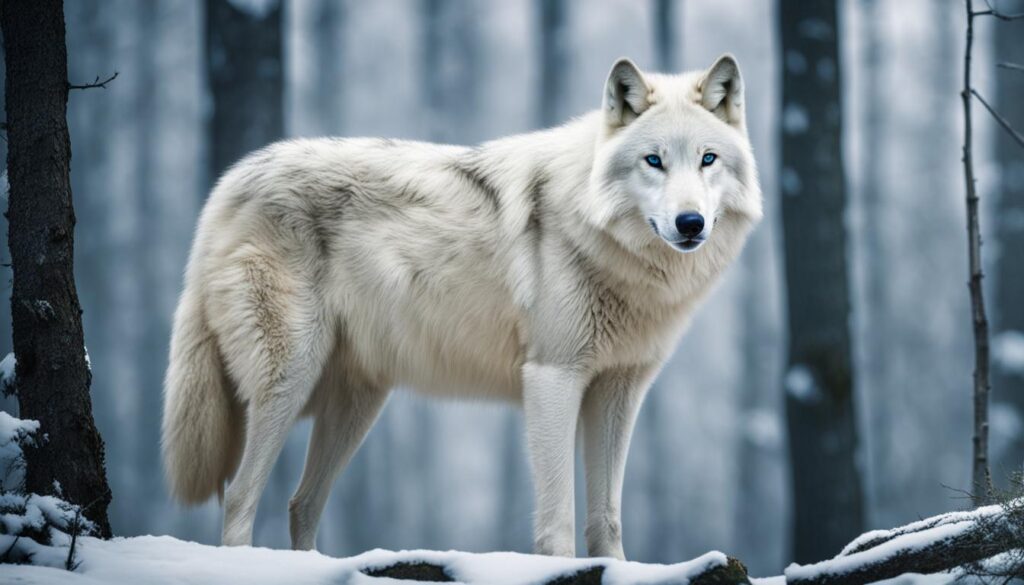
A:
[[675, 212, 705, 239]]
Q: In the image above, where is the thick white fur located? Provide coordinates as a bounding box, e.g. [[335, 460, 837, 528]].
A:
[[162, 54, 762, 558]]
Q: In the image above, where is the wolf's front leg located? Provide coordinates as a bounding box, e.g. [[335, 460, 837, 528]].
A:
[[580, 365, 656, 560], [522, 362, 589, 557]]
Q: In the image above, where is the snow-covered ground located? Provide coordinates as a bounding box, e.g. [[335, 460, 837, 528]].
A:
[[0, 534, 967, 585], [0, 413, 1004, 584], [3, 535, 740, 585]]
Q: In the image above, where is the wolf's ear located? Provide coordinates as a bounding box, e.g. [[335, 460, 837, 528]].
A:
[[700, 54, 744, 128], [603, 58, 651, 128]]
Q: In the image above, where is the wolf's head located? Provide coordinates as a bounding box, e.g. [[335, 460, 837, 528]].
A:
[[589, 54, 762, 253]]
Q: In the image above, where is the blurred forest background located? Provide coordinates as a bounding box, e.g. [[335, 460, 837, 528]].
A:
[[0, 0, 1021, 576]]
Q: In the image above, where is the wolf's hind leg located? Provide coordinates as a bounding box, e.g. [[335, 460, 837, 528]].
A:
[[220, 327, 331, 547], [289, 373, 389, 551], [217, 252, 334, 547]]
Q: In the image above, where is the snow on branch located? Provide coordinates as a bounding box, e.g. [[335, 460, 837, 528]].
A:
[[357, 550, 750, 585], [0, 411, 96, 567], [784, 499, 1024, 585]]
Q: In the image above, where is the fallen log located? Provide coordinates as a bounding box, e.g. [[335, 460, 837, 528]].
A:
[[785, 499, 1024, 585], [358, 553, 750, 585]]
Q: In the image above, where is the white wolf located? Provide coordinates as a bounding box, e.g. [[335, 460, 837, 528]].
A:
[[162, 54, 761, 559]]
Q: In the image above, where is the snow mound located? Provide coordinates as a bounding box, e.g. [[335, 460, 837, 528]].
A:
[[2, 536, 740, 585], [0, 411, 96, 567]]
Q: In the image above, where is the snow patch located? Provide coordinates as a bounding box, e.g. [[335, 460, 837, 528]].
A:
[[0, 411, 95, 568], [0, 410, 38, 451], [994, 330, 1024, 375], [1, 536, 734, 585], [788, 521, 975, 582], [0, 352, 16, 395]]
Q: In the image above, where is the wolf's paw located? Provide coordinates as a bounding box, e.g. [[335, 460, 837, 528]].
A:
[[533, 534, 576, 558]]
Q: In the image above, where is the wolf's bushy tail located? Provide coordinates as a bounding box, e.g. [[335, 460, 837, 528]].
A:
[[161, 282, 244, 504]]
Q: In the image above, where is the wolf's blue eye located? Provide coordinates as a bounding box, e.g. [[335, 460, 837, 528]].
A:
[[645, 154, 663, 169], [701, 153, 718, 167]]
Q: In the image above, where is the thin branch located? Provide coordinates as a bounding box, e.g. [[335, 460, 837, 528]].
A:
[[67, 71, 118, 91], [971, 89, 1024, 149], [978, 0, 1024, 19], [998, 62, 1024, 72], [963, 0, 993, 507], [0, 535, 20, 563], [65, 506, 82, 571]]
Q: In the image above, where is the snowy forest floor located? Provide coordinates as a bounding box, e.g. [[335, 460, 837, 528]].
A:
[[3, 536, 746, 585], [4, 413, 1023, 584], [0, 534, 960, 585], [2, 414, 1021, 584]]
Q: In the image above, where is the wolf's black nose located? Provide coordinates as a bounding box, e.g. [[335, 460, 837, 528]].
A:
[[675, 213, 705, 238]]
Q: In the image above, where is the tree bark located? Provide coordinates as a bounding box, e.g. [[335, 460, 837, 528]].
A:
[[778, 0, 864, 563], [205, 0, 284, 185], [991, 0, 1024, 486], [1, 0, 112, 537]]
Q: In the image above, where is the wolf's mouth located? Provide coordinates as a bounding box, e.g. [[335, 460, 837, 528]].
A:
[[672, 237, 706, 252]]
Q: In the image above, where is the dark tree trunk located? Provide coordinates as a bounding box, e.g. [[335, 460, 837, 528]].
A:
[[421, 0, 479, 144], [313, 0, 345, 135], [537, 0, 567, 129], [778, 0, 863, 563], [205, 0, 285, 543], [1, 0, 112, 537], [653, 0, 677, 73], [205, 0, 284, 185], [992, 0, 1024, 485]]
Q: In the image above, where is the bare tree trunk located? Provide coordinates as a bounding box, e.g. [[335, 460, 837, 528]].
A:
[[653, 0, 678, 73], [421, 0, 480, 143], [961, 0, 992, 503], [312, 0, 345, 135], [205, 0, 285, 542], [205, 0, 284, 184], [778, 0, 863, 563], [1, 0, 112, 537], [537, 0, 567, 129], [991, 0, 1024, 485]]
